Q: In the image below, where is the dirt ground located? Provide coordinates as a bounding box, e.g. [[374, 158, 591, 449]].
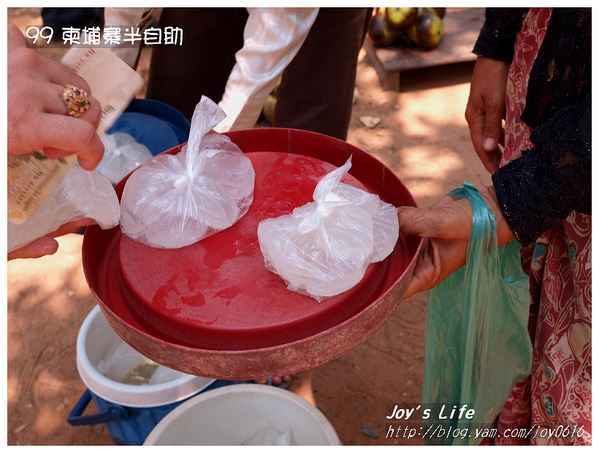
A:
[[7, 9, 491, 445]]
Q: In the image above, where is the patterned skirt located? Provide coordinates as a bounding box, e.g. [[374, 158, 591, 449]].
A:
[[493, 8, 592, 445]]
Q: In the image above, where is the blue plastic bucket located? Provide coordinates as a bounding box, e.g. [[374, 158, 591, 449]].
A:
[[68, 381, 239, 445], [108, 98, 190, 156], [69, 306, 239, 445]]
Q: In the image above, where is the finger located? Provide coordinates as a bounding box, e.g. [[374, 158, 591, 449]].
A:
[[399, 201, 473, 241], [480, 104, 504, 172], [483, 148, 502, 172], [435, 240, 468, 284], [481, 107, 503, 152], [41, 57, 92, 95], [33, 113, 104, 170], [8, 236, 59, 260], [8, 23, 27, 51], [81, 96, 102, 128], [469, 114, 497, 171], [466, 106, 500, 173], [41, 83, 102, 127], [402, 239, 436, 299], [42, 146, 103, 161], [397, 206, 444, 238], [42, 147, 75, 159], [434, 194, 459, 207], [49, 218, 95, 238], [465, 105, 484, 155], [403, 269, 424, 300]]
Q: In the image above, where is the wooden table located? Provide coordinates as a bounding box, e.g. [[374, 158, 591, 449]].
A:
[[365, 8, 485, 91]]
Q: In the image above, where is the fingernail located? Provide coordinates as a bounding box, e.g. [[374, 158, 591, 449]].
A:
[[483, 138, 496, 151], [41, 238, 59, 254]]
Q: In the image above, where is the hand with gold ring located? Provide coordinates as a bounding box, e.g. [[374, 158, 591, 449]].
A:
[[62, 84, 92, 117], [7, 23, 104, 170]]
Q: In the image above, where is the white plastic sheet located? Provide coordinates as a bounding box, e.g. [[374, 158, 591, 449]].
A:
[[7, 164, 120, 253], [120, 96, 255, 249], [258, 157, 399, 300]]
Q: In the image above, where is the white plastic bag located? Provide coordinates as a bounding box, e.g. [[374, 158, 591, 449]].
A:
[[7, 164, 120, 253], [97, 341, 186, 385], [96, 341, 153, 383], [97, 131, 153, 184], [120, 96, 255, 249], [258, 157, 399, 300]]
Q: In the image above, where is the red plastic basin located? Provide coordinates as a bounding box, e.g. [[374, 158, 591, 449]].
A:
[[82, 128, 423, 379]]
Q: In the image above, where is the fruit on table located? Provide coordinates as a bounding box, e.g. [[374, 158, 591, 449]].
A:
[[385, 7, 417, 29], [368, 6, 446, 50], [431, 7, 446, 19], [368, 13, 399, 47], [414, 11, 444, 49], [406, 23, 418, 44]]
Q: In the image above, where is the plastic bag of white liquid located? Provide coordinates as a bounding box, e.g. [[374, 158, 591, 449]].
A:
[[7, 164, 120, 253], [97, 132, 153, 184], [120, 96, 255, 249], [258, 157, 399, 300]]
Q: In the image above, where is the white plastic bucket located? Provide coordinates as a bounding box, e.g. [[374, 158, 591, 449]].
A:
[[76, 305, 214, 407], [144, 384, 341, 445]]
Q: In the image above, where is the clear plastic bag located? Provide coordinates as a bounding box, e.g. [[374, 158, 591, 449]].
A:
[[96, 341, 154, 384], [7, 164, 120, 253], [258, 157, 399, 300], [120, 96, 255, 249], [97, 131, 153, 184], [97, 341, 186, 386], [422, 182, 532, 445]]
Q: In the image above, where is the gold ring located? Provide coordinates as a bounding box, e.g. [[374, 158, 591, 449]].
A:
[[62, 84, 90, 118]]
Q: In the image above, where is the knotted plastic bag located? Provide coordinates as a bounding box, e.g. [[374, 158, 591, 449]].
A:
[[422, 182, 532, 445], [120, 96, 255, 249], [7, 164, 120, 253], [258, 157, 399, 300], [97, 131, 153, 184]]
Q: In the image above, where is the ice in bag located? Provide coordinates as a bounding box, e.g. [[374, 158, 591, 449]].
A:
[[120, 96, 255, 249], [258, 157, 399, 300], [8, 164, 120, 253]]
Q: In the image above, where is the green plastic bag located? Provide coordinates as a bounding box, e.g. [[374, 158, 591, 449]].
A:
[[422, 182, 533, 445]]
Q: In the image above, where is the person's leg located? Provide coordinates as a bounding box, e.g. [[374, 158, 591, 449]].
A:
[[146, 8, 248, 119], [275, 8, 371, 140]]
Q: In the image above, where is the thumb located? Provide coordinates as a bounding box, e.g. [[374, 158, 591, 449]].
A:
[[482, 105, 503, 152], [8, 237, 59, 260], [397, 206, 442, 238]]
